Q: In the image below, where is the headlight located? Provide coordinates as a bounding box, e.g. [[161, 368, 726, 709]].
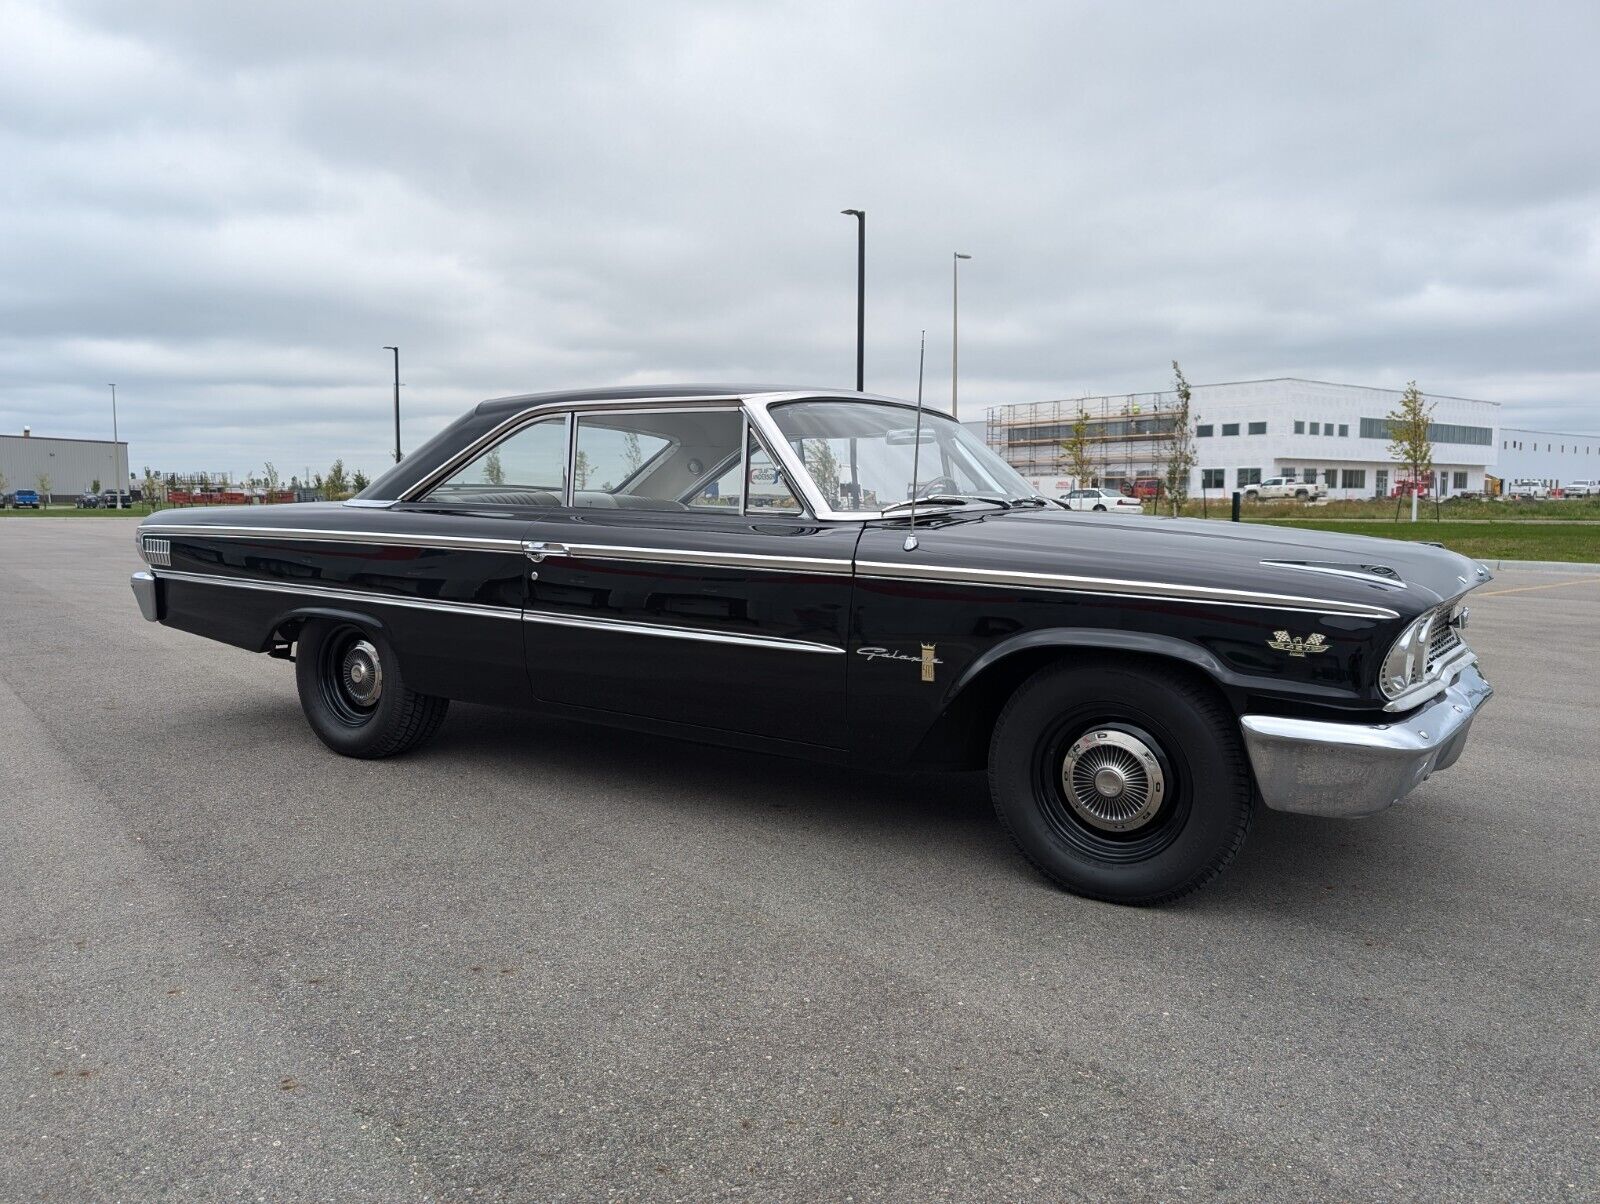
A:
[[1379, 612, 1436, 699]]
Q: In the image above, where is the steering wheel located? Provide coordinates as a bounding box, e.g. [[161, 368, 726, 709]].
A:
[[916, 475, 960, 500]]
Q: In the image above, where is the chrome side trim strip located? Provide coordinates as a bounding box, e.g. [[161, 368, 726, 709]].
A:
[[343, 498, 397, 509], [150, 569, 522, 621], [522, 609, 843, 654], [561, 543, 854, 575], [1259, 560, 1406, 589], [854, 560, 1401, 619], [139, 524, 524, 554]]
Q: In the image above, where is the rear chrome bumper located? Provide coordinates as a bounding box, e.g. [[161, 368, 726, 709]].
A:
[[130, 570, 162, 622], [1240, 660, 1492, 818]]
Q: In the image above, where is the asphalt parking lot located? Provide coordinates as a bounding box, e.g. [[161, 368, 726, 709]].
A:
[[2, 520, 1596, 1202]]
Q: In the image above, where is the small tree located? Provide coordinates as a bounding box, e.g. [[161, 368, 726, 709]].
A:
[[483, 450, 506, 486], [1163, 361, 1198, 514], [1387, 381, 1434, 521], [622, 431, 644, 477], [325, 459, 350, 498], [141, 468, 165, 509], [263, 461, 280, 497], [573, 449, 592, 490], [352, 469, 370, 491], [36, 473, 51, 504], [1061, 404, 1095, 489], [92, 478, 102, 494]]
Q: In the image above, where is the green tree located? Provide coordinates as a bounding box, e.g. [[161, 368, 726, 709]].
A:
[[483, 450, 506, 486], [573, 449, 592, 490], [263, 461, 280, 497], [1163, 361, 1198, 513], [622, 431, 643, 477], [1387, 381, 1434, 520], [805, 439, 842, 506], [36, 473, 51, 503], [325, 459, 350, 498], [92, 478, 102, 494], [352, 469, 370, 491], [1061, 404, 1095, 488]]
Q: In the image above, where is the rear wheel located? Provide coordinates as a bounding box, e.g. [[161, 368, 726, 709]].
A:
[[1294, 488, 1309, 499], [1092, 504, 1107, 512], [294, 620, 448, 758], [988, 659, 1253, 904]]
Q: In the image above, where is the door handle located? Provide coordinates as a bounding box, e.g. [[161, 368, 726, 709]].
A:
[[522, 541, 571, 563]]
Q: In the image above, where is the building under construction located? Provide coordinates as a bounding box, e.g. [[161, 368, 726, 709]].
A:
[[986, 391, 1183, 494]]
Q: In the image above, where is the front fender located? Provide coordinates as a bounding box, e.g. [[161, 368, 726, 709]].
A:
[[951, 628, 1233, 700]]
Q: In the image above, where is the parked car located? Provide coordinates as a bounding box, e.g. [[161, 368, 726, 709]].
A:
[[75, 492, 102, 508], [1561, 480, 1598, 498], [1130, 477, 1164, 499], [10, 488, 41, 509], [130, 385, 1494, 904], [1060, 487, 1144, 513], [1505, 479, 1549, 500], [1244, 476, 1325, 502]]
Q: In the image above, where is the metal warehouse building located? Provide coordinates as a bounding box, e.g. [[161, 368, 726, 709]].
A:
[[0, 430, 130, 501]]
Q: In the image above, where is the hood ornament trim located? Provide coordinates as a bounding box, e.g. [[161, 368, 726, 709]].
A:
[[1259, 560, 1406, 589]]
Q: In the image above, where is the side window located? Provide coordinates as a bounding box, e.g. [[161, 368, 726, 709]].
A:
[[427, 416, 568, 505], [573, 410, 743, 512], [746, 431, 803, 515]]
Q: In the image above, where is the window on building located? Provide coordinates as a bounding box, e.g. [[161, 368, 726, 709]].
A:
[[1237, 467, 1261, 487], [1453, 471, 1468, 491], [1247, 421, 1267, 435], [1302, 468, 1317, 484], [1282, 467, 1297, 481], [1201, 468, 1225, 490], [1309, 422, 1320, 435], [1324, 423, 1335, 436], [1196, 424, 1213, 438], [1341, 469, 1366, 489], [1221, 423, 1239, 437], [1294, 420, 1305, 435], [1338, 424, 1349, 437]]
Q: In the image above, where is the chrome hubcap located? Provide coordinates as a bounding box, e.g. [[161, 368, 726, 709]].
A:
[[1062, 729, 1166, 832], [341, 640, 382, 706]]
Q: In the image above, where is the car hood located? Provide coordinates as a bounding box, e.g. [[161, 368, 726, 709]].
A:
[[879, 508, 1489, 615]]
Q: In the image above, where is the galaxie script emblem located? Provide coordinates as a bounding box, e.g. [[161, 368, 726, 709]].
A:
[[1267, 630, 1329, 658], [857, 645, 943, 683]]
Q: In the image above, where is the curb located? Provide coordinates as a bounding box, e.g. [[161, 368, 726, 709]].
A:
[[1487, 559, 1600, 574]]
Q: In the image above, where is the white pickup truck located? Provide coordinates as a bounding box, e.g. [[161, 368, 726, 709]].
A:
[[1505, 479, 1549, 499], [1242, 476, 1326, 502]]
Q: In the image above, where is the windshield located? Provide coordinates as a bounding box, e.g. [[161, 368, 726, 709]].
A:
[[767, 400, 1034, 512]]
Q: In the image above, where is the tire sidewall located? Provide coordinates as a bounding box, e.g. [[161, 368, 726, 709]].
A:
[[990, 663, 1250, 902], [295, 620, 410, 757]]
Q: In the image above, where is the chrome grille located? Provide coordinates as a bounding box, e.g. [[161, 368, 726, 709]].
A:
[[142, 537, 171, 568]]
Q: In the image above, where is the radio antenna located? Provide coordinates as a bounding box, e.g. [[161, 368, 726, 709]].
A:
[[905, 330, 926, 551]]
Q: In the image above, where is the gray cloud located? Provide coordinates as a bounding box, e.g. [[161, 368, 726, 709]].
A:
[[2, 0, 1597, 480]]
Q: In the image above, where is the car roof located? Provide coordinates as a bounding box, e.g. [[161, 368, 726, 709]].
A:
[[474, 384, 808, 419]]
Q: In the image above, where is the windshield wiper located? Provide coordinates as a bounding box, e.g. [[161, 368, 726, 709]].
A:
[[879, 494, 1011, 516], [1008, 495, 1049, 508]]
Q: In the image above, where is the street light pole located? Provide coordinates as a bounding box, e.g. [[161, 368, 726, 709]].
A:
[[840, 210, 865, 391], [951, 253, 971, 420], [382, 346, 401, 462], [108, 383, 122, 509]]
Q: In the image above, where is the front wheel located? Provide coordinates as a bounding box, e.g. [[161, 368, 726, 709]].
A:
[[1092, 504, 1107, 512], [988, 659, 1254, 904], [294, 620, 449, 758]]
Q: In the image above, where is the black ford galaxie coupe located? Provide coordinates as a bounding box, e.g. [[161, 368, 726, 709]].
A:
[[132, 386, 1493, 903]]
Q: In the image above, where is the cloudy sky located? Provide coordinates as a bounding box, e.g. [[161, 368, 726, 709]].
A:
[[3, 0, 1598, 480]]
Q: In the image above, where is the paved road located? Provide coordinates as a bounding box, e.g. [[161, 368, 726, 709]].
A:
[[2, 519, 1596, 1202]]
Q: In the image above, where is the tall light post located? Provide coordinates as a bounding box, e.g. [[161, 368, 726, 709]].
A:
[[108, 383, 122, 509], [951, 253, 971, 419], [382, 346, 401, 462], [840, 209, 865, 392]]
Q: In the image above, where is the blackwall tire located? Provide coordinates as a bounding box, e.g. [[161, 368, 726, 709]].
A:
[[294, 619, 449, 759], [1093, 504, 1107, 512], [988, 659, 1254, 905]]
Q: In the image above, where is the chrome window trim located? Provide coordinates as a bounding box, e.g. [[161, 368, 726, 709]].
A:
[[402, 395, 752, 504], [521, 610, 842, 654], [343, 498, 397, 509], [138, 524, 525, 554], [854, 560, 1402, 619], [150, 569, 523, 621]]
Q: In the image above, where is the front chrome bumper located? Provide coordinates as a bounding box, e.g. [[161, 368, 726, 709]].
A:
[[1240, 660, 1493, 818], [130, 570, 163, 622]]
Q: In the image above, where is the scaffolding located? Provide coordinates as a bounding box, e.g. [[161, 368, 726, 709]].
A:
[[986, 390, 1184, 490]]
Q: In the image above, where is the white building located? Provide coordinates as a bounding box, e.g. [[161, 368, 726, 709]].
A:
[[993, 378, 1501, 500], [1495, 427, 1600, 490]]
